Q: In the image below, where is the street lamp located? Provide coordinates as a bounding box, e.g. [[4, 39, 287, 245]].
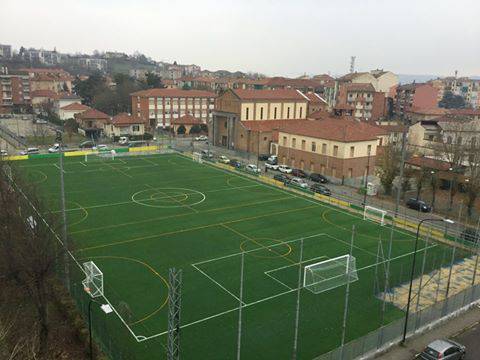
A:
[[401, 217, 454, 344], [88, 299, 113, 360]]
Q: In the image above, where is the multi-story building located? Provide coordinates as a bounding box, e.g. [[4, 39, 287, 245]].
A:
[[75, 108, 111, 138], [336, 83, 386, 121], [273, 115, 386, 185], [21, 68, 73, 93], [211, 88, 309, 153], [130, 88, 216, 129], [0, 71, 31, 112], [21, 48, 64, 65], [0, 44, 12, 58], [395, 83, 439, 118]]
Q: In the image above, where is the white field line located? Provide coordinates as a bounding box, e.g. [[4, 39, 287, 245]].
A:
[[50, 183, 263, 213], [136, 241, 441, 342], [191, 264, 244, 305], [52, 163, 66, 173], [263, 271, 293, 290], [323, 233, 380, 259], [264, 255, 327, 274]]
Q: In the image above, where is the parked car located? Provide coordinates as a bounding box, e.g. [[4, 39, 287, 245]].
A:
[[419, 339, 465, 359], [1, 149, 8, 156], [218, 155, 230, 164], [309, 173, 329, 183], [195, 135, 208, 141], [79, 141, 95, 149], [292, 168, 307, 178], [258, 154, 269, 161], [48, 143, 61, 153], [311, 183, 332, 196], [246, 164, 261, 174], [35, 119, 47, 124], [265, 161, 279, 170], [278, 165, 292, 174], [267, 155, 278, 164], [19, 147, 40, 155], [460, 228, 480, 243], [274, 173, 291, 184], [290, 177, 309, 188], [94, 144, 109, 151], [201, 149, 213, 158], [406, 198, 432, 212], [229, 159, 242, 168]]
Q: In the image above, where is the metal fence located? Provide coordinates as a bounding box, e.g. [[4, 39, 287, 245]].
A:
[[315, 283, 480, 360]]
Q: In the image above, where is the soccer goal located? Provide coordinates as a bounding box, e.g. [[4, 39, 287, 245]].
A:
[[84, 151, 115, 163], [303, 255, 358, 294], [82, 261, 104, 298], [192, 152, 203, 164], [363, 205, 388, 226]]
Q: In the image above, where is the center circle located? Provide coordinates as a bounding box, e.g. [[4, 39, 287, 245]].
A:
[[132, 187, 206, 208], [240, 237, 292, 258]]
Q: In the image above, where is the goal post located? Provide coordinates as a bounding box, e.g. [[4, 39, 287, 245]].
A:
[[303, 255, 358, 294], [192, 152, 203, 164], [363, 205, 388, 226], [82, 261, 104, 298]]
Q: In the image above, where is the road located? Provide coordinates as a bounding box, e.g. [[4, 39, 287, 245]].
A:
[[453, 319, 480, 360]]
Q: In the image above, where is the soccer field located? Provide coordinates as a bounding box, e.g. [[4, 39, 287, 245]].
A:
[[17, 152, 470, 359]]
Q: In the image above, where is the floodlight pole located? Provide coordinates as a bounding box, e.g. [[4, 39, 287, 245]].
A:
[[236, 251, 245, 360], [292, 238, 304, 360], [340, 225, 355, 358], [59, 139, 70, 291], [363, 149, 371, 210], [167, 268, 183, 360], [402, 218, 453, 344], [88, 298, 99, 360]]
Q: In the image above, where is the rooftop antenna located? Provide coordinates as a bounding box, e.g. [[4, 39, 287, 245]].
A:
[[349, 56, 356, 73], [454, 70, 458, 79]]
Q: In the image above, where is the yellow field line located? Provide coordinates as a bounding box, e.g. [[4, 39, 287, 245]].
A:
[[70, 195, 294, 235], [221, 224, 296, 264], [77, 204, 317, 252], [103, 160, 132, 178]]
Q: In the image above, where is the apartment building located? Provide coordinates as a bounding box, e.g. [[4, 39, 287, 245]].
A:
[[21, 68, 74, 93], [337, 70, 398, 96], [0, 44, 12, 58], [434, 77, 480, 109], [0, 71, 31, 112], [274, 116, 386, 184], [395, 83, 438, 117], [130, 88, 216, 129], [336, 83, 386, 121], [211, 88, 309, 153]]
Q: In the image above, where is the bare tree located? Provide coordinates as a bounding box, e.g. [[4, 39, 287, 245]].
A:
[[377, 142, 402, 195], [464, 137, 480, 218], [430, 170, 439, 210]]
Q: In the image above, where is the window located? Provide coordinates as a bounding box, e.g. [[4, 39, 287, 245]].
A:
[[132, 125, 140, 132], [367, 144, 372, 155], [299, 107, 303, 118], [245, 107, 249, 120], [287, 107, 290, 119], [332, 167, 336, 177], [260, 107, 264, 120], [311, 142, 316, 152], [457, 136, 463, 145], [263, 137, 267, 141], [274, 107, 277, 119], [322, 143, 327, 154], [348, 168, 353, 178], [301, 140, 306, 150], [333, 145, 339, 157], [350, 146, 355, 157], [292, 137, 296, 148], [283, 136, 287, 146], [224, 121, 227, 129]]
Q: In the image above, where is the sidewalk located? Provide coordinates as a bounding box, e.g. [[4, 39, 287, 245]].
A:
[[376, 304, 480, 359]]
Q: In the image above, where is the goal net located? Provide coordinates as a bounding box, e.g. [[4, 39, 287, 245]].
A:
[[82, 261, 104, 298], [84, 151, 116, 163], [363, 205, 388, 226], [303, 255, 358, 294], [192, 152, 203, 163]]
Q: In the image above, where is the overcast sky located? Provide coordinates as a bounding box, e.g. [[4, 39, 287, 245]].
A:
[[2, 0, 479, 77]]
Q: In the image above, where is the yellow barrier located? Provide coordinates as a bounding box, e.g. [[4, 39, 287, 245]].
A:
[[64, 150, 96, 157], [129, 146, 157, 152], [394, 218, 443, 238], [3, 155, 29, 161]]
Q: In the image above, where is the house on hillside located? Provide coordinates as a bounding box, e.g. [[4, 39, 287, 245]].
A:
[[104, 113, 145, 139], [59, 103, 90, 120], [75, 108, 110, 138]]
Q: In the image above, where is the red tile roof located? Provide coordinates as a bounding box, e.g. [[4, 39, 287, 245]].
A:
[[304, 92, 327, 104], [232, 89, 308, 101], [308, 110, 328, 119], [407, 107, 447, 115], [345, 83, 376, 92], [174, 114, 203, 125], [277, 116, 387, 142], [263, 77, 321, 89], [57, 92, 81, 100], [111, 113, 143, 126], [31, 89, 57, 98], [60, 103, 90, 111], [131, 88, 216, 98], [76, 108, 110, 120], [447, 108, 480, 116], [406, 156, 451, 171]]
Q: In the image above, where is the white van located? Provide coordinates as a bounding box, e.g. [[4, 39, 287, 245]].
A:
[[19, 147, 40, 155]]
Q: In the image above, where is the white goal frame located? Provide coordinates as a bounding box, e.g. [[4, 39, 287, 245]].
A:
[[82, 261, 104, 298], [363, 205, 388, 226], [192, 152, 203, 163], [303, 254, 358, 294]]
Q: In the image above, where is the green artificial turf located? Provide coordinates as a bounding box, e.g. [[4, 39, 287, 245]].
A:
[[16, 153, 470, 359]]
